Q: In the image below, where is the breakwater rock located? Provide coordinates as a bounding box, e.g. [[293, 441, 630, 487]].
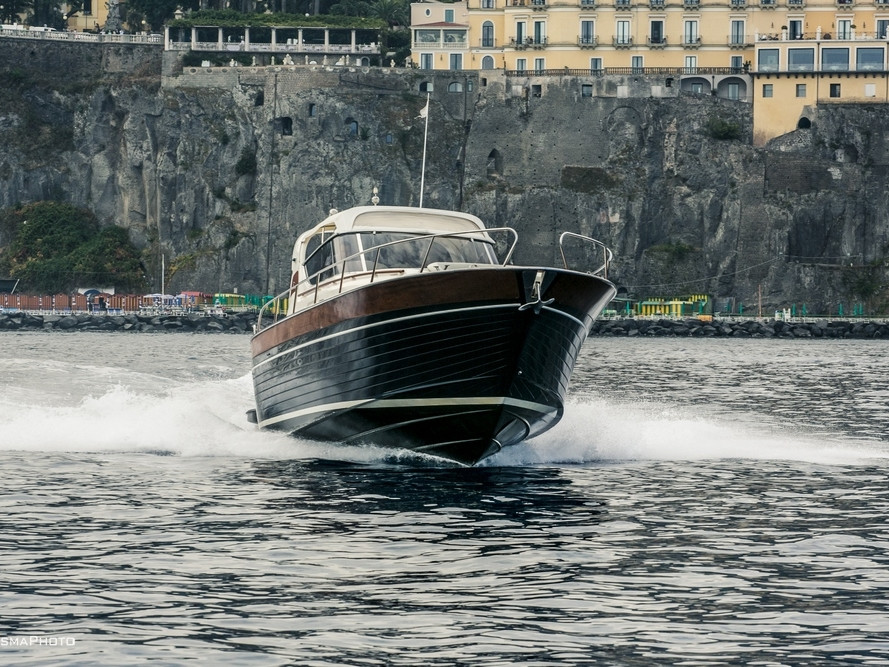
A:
[[3, 312, 888, 339], [591, 318, 889, 338], [0, 311, 257, 333]]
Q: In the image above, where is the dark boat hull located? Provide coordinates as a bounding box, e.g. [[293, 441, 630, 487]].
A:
[[250, 267, 615, 465]]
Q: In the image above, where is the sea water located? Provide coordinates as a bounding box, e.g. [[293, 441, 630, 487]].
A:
[[1, 331, 888, 665]]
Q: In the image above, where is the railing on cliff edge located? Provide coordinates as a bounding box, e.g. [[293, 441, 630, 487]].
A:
[[0, 26, 162, 44]]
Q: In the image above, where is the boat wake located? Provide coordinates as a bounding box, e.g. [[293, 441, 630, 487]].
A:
[[489, 396, 889, 467], [1, 375, 886, 467]]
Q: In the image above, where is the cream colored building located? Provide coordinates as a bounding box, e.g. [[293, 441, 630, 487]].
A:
[[411, 0, 889, 144], [65, 0, 117, 32]]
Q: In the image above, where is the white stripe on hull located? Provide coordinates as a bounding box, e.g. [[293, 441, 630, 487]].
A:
[[258, 395, 555, 430]]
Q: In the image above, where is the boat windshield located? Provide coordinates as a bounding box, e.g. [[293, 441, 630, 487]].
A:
[[304, 231, 497, 284]]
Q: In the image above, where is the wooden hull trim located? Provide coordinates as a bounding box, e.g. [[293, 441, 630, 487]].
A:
[[253, 302, 519, 372]]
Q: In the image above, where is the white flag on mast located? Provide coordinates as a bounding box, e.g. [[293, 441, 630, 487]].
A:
[[418, 97, 429, 119]]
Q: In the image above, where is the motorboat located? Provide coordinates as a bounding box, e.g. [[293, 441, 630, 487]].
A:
[[248, 200, 616, 465]]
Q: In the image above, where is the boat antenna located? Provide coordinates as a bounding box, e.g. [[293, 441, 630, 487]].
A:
[[418, 93, 430, 208], [371, 187, 379, 206]]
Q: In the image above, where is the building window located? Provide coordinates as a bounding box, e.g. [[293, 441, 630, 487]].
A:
[[616, 20, 631, 45], [582, 84, 593, 97], [308, 103, 315, 116], [531, 84, 542, 97], [482, 21, 494, 49], [482, 21, 494, 47], [788, 48, 815, 71], [581, 20, 595, 45], [726, 83, 740, 100], [762, 84, 773, 98], [788, 19, 803, 40], [830, 83, 841, 98], [684, 20, 698, 45], [684, 56, 697, 72], [516, 58, 527, 72], [631, 55, 643, 72], [445, 9, 455, 22], [448, 82, 463, 92], [650, 20, 664, 44], [515, 21, 525, 44], [837, 19, 852, 40], [591, 57, 603, 71], [420, 53, 433, 70], [878, 20, 889, 40], [758, 48, 779, 72], [691, 82, 704, 94], [730, 55, 743, 70], [730, 20, 744, 45], [450, 53, 463, 70], [534, 58, 545, 72], [796, 83, 806, 97], [482, 55, 495, 69], [385, 133, 393, 144], [822, 48, 850, 71], [856, 48, 884, 71], [533, 20, 546, 45], [482, 0, 494, 7]]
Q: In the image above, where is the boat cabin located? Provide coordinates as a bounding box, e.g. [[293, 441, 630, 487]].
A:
[[289, 206, 500, 312]]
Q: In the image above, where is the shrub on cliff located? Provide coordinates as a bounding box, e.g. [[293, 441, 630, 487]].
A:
[[706, 116, 741, 141], [0, 202, 147, 293]]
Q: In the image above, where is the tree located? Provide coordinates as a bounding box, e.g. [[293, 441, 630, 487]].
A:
[[372, 0, 408, 28], [126, 0, 198, 32], [329, 0, 372, 17], [29, 0, 66, 28], [0, 202, 146, 293], [0, 0, 31, 24]]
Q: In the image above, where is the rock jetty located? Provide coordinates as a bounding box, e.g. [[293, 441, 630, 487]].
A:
[[591, 318, 889, 338], [0, 311, 258, 333], [2, 312, 888, 338]]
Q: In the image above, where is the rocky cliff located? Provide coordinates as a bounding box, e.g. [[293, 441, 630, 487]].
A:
[[1, 39, 887, 315]]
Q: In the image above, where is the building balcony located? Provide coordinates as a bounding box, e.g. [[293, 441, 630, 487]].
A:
[[730, 0, 746, 6], [684, 0, 700, 7], [579, 0, 597, 6], [760, 0, 776, 7], [650, 0, 665, 7], [728, 35, 752, 48], [479, 38, 498, 48], [683, 36, 702, 48], [835, 0, 853, 4], [648, 36, 668, 48], [613, 36, 633, 47], [615, 0, 631, 8], [578, 36, 599, 48], [530, 0, 547, 8], [511, 36, 548, 49], [787, 0, 805, 6]]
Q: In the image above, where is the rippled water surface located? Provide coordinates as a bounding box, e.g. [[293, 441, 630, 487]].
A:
[[1, 332, 888, 665]]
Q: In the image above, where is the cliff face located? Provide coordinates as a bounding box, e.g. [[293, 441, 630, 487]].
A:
[[1, 40, 887, 315]]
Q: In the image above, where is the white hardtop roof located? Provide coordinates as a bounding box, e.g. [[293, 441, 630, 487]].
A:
[[303, 205, 487, 238]]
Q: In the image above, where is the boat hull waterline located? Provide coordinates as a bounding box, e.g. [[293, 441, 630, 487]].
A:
[[251, 267, 615, 465]]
